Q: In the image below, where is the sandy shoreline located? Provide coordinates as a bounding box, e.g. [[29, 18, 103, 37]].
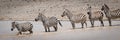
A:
[[0, 21, 120, 40]]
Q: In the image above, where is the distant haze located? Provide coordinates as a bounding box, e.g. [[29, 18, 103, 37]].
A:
[[0, 0, 120, 20]]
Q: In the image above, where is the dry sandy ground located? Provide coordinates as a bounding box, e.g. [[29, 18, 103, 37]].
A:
[[0, 21, 120, 40], [0, 0, 120, 20]]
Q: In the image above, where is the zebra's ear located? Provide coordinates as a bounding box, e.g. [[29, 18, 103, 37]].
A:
[[63, 7, 67, 11], [64, 8, 69, 11], [104, 4, 106, 5], [39, 13, 43, 16], [65, 8, 68, 10], [104, 4, 106, 6], [102, 4, 105, 6], [104, 4, 107, 7]]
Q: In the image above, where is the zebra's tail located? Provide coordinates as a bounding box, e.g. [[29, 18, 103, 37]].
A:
[[30, 23, 33, 29], [58, 20, 63, 27]]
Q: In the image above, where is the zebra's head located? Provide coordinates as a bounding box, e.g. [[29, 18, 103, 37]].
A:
[[101, 4, 109, 11], [35, 13, 44, 21], [101, 6, 104, 11], [61, 9, 68, 17], [11, 21, 17, 31]]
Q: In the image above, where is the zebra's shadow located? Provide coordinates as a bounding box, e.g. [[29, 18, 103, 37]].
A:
[[69, 27, 87, 29], [16, 33, 32, 36], [112, 24, 120, 26], [41, 31, 57, 33], [47, 31, 56, 32]]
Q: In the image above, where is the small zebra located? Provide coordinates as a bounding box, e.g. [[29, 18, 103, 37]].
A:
[[101, 4, 120, 26], [11, 21, 33, 35], [35, 13, 62, 32], [61, 9, 87, 29], [87, 5, 104, 27]]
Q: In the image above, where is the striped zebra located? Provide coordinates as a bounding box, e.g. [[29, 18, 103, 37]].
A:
[[101, 4, 120, 26], [87, 5, 104, 27], [35, 13, 62, 32], [61, 9, 87, 29], [11, 21, 33, 35]]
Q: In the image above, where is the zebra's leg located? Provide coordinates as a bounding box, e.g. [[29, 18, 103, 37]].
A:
[[48, 27, 50, 32], [44, 26, 47, 32], [55, 25, 58, 31], [84, 21, 87, 28], [53, 25, 58, 31], [29, 30, 33, 34], [71, 22, 75, 29], [108, 18, 112, 26], [29, 27, 33, 34], [81, 23, 84, 28], [99, 19, 104, 26], [90, 20, 94, 27], [92, 20, 95, 27]]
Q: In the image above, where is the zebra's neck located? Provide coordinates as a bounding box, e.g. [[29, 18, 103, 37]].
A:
[[41, 15, 48, 23], [88, 6, 93, 16], [104, 9, 112, 18], [66, 11, 73, 19], [88, 12, 92, 19]]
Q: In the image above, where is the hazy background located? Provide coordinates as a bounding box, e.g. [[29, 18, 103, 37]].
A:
[[0, 0, 120, 20]]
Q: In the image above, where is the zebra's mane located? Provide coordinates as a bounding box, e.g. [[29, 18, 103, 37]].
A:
[[65, 9, 72, 14], [104, 4, 110, 10]]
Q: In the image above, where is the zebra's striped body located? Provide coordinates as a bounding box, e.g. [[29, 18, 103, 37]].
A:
[[11, 22, 33, 35], [87, 6, 104, 27], [101, 4, 120, 26], [61, 9, 87, 29], [35, 13, 62, 32], [109, 9, 120, 19]]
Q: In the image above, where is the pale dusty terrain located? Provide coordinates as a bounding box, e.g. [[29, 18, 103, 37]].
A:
[[0, 21, 120, 40], [0, 0, 120, 20]]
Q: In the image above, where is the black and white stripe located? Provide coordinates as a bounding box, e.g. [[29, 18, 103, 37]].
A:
[[11, 21, 33, 35], [61, 9, 87, 29], [35, 13, 62, 32], [87, 5, 104, 27], [101, 4, 120, 26]]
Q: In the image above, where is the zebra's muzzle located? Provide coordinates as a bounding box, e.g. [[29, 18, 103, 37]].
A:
[[61, 15, 64, 17], [35, 19, 38, 21], [11, 28, 13, 31]]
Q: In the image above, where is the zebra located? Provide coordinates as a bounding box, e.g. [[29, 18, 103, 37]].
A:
[[61, 9, 87, 29], [87, 5, 104, 27], [35, 13, 62, 32], [101, 4, 120, 26], [11, 21, 33, 35]]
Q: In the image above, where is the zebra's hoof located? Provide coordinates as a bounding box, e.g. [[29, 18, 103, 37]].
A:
[[91, 26, 94, 28], [45, 31, 47, 32], [109, 25, 112, 26], [55, 30, 57, 31], [73, 28, 75, 29], [48, 31, 50, 32], [81, 27, 84, 28], [72, 27, 75, 29]]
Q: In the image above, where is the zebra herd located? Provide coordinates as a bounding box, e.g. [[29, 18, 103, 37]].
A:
[[11, 4, 120, 35]]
